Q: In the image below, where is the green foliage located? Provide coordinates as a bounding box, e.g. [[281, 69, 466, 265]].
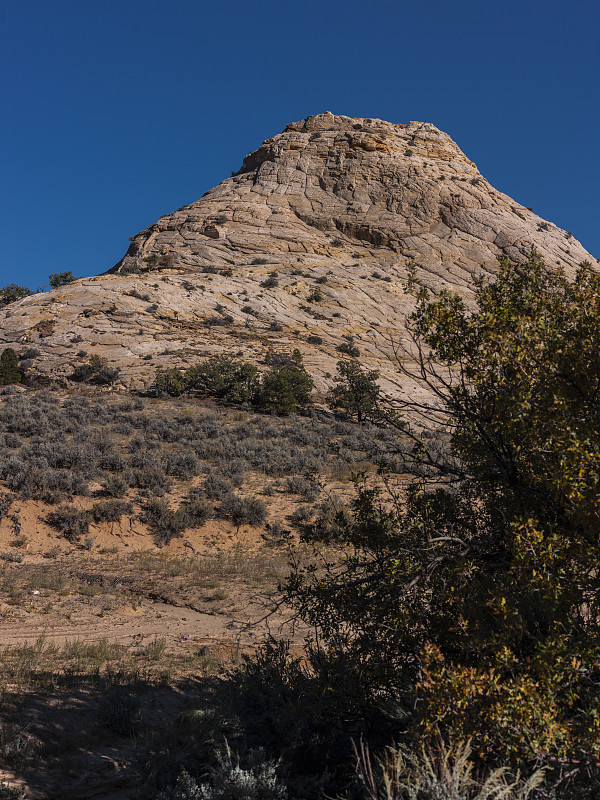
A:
[[0, 284, 33, 306], [49, 270, 76, 288], [336, 337, 361, 358], [0, 349, 22, 386], [327, 359, 381, 423], [155, 352, 313, 415], [155, 367, 188, 397], [71, 354, 120, 385], [283, 253, 600, 779], [187, 356, 260, 404], [256, 350, 313, 415]]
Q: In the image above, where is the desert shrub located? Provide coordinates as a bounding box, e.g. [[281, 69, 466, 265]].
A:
[[90, 499, 133, 523], [98, 687, 143, 737], [46, 505, 90, 542], [128, 464, 172, 496], [0, 284, 33, 306], [187, 356, 260, 405], [304, 495, 354, 544], [20, 348, 40, 360], [351, 739, 545, 800], [159, 746, 287, 800], [218, 493, 267, 529], [143, 253, 174, 270], [214, 457, 246, 487], [161, 449, 200, 479], [260, 275, 279, 288], [102, 475, 129, 498], [142, 498, 190, 544], [49, 270, 76, 288], [0, 349, 21, 386], [0, 722, 38, 771], [1, 434, 21, 449], [251, 257, 268, 265], [288, 504, 314, 525], [285, 475, 321, 501], [183, 494, 213, 526], [71, 354, 120, 385], [18, 465, 87, 502], [203, 472, 234, 500], [336, 340, 360, 358], [0, 782, 26, 798], [306, 335, 323, 345], [255, 350, 313, 415], [155, 368, 188, 397], [98, 452, 127, 472], [202, 314, 233, 327], [0, 456, 27, 489], [1, 552, 24, 563], [327, 359, 381, 423]]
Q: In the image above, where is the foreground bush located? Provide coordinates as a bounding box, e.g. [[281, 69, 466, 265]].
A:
[[351, 739, 544, 800], [283, 253, 600, 791], [159, 745, 287, 800]]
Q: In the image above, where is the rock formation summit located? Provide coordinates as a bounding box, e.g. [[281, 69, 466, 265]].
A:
[[1, 112, 595, 396]]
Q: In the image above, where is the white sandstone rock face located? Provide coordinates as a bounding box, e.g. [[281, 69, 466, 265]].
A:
[[1, 113, 595, 399]]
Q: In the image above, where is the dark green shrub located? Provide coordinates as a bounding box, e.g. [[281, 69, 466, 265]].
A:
[[0, 349, 21, 386], [0, 284, 33, 306], [49, 270, 76, 288], [306, 335, 323, 345], [187, 356, 260, 405], [256, 352, 313, 415], [336, 341, 360, 358], [155, 368, 188, 397], [71, 354, 120, 385], [327, 359, 381, 423], [260, 275, 279, 288]]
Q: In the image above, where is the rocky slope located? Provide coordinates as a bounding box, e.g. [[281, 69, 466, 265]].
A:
[[1, 112, 595, 397]]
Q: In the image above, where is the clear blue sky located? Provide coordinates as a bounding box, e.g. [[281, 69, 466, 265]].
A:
[[1, 0, 598, 289]]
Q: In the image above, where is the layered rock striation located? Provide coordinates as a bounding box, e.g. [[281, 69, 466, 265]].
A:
[[1, 113, 595, 397]]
